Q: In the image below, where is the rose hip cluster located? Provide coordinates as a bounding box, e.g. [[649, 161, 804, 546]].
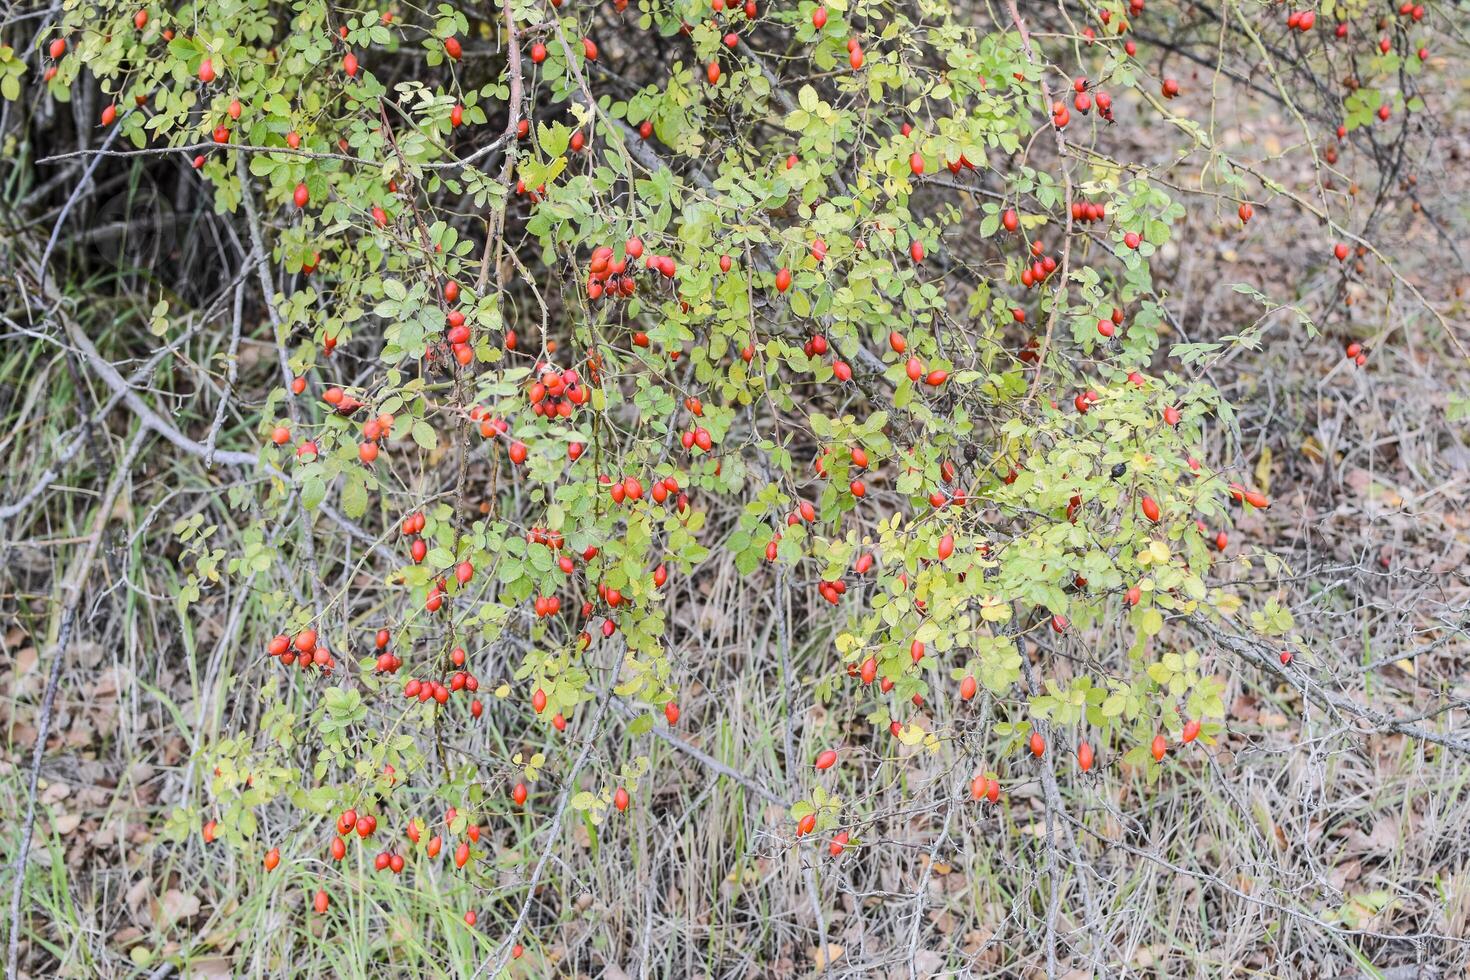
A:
[[266, 628, 336, 673], [527, 363, 590, 419]]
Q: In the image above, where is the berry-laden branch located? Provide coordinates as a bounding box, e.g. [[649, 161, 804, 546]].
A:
[[1005, 0, 1077, 409]]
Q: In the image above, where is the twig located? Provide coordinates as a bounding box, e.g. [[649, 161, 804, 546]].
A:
[[39, 281, 257, 468], [474, 0, 523, 294], [203, 274, 249, 466], [1006, 0, 1074, 409], [613, 701, 788, 806], [0, 312, 207, 521], [6, 426, 148, 979], [901, 729, 980, 978], [1015, 624, 1062, 980], [37, 123, 122, 293], [772, 571, 830, 972], [1190, 614, 1470, 753], [1137, 16, 1470, 366], [236, 154, 328, 622], [473, 647, 625, 977], [36, 133, 512, 171], [11, 265, 402, 568]]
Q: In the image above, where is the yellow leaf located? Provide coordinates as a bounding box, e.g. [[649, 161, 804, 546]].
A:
[[979, 596, 1010, 622], [1254, 447, 1273, 495], [1139, 609, 1164, 636], [811, 944, 844, 970]]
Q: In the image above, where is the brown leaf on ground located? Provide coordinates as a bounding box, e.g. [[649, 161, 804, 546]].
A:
[[151, 889, 200, 929], [808, 943, 843, 970]]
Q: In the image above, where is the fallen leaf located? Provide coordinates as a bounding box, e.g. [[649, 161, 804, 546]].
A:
[[186, 956, 232, 979], [112, 926, 144, 947], [152, 889, 200, 928], [12, 644, 39, 675], [809, 943, 843, 970], [126, 878, 150, 917], [39, 780, 70, 805], [911, 949, 944, 976]]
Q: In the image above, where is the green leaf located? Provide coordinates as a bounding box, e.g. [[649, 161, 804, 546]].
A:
[[411, 420, 438, 450], [341, 472, 369, 519], [1138, 608, 1163, 637], [301, 479, 325, 512]]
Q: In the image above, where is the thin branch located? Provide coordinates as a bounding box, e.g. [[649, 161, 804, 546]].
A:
[[0, 312, 207, 521], [36, 133, 512, 171], [772, 570, 830, 972], [203, 273, 249, 466], [37, 123, 122, 293], [473, 647, 625, 977], [11, 265, 401, 568], [6, 426, 148, 979], [1015, 621, 1062, 979], [613, 700, 788, 807], [1006, 0, 1075, 411], [1190, 614, 1470, 753]]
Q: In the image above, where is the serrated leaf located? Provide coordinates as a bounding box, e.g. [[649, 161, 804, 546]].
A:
[[341, 473, 369, 518], [411, 419, 437, 450], [301, 478, 325, 512]]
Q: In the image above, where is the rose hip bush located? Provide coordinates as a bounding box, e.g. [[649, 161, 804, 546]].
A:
[[9, 0, 1456, 972]]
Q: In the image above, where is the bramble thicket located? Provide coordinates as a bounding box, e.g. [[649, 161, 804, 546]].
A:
[[3, 0, 1469, 975]]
